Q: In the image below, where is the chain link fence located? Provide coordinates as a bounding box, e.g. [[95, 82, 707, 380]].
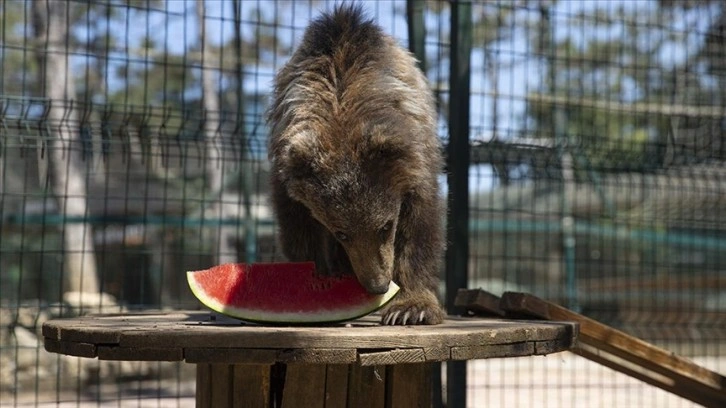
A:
[[1, 0, 724, 406]]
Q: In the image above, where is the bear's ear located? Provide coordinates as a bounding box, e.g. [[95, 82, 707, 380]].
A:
[[366, 137, 426, 192], [281, 130, 321, 179], [367, 136, 411, 163], [277, 130, 326, 202]]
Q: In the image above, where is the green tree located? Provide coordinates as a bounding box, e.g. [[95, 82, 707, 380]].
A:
[[527, 1, 725, 173], [32, 0, 101, 299]]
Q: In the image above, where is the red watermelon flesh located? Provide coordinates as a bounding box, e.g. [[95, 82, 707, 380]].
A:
[[187, 262, 400, 324]]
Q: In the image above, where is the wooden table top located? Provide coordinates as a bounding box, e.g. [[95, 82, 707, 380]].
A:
[[43, 311, 578, 366]]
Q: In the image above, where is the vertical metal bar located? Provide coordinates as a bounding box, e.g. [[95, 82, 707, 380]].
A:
[[406, 3, 443, 407], [446, 0, 471, 327], [542, 3, 578, 312], [406, 0, 427, 73], [233, 0, 257, 263], [446, 1, 472, 408], [557, 113, 579, 312]]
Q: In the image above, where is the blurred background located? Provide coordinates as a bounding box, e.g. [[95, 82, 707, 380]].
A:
[[1, 0, 724, 406]]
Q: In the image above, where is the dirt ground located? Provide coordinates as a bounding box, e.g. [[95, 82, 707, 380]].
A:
[[461, 352, 724, 408]]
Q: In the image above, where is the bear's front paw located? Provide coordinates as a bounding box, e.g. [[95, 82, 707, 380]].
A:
[[380, 297, 444, 325]]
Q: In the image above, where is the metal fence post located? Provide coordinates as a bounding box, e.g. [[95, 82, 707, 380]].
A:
[[233, 0, 257, 263], [407, 0, 427, 73], [406, 2, 444, 406], [446, 1, 472, 407]]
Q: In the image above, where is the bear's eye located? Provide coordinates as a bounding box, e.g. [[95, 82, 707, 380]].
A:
[[335, 231, 349, 242], [378, 221, 394, 238]]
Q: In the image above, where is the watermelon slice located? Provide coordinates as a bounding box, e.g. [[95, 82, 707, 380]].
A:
[[187, 262, 400, 324]]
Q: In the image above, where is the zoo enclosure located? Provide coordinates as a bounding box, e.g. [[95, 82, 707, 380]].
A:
[[1, 0, 725, 407]]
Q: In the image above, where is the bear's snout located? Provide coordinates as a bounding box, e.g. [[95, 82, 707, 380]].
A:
[[363, 278, 391, 295]]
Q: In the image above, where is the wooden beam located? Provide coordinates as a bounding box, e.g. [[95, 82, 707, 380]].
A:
[[232, 364, 270, 408], [528, 92, 726, 118], [454, 288, 505, 316], [385, 363, 433, 408], [324, 365, 349, 408], [281, 364, 326, 408], [500, 291, 726, 407], [347, 365, 386, 408]]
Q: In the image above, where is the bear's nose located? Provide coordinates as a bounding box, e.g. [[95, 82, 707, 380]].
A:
[[364, 278, 390, 295]]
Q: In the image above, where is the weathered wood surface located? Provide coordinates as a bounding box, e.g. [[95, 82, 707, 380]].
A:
[[500, 291, 726, 408], [44, 311, 578, 408], [385, 363, 433, 407], [348, 364, 386, 408], [194, 362, 431, 408], [196, 363, 271, 408], [324, 365, 349, 408], [455, 288, 505, 316], [42, 311, 577, 365], [281, 364, 327, 408]]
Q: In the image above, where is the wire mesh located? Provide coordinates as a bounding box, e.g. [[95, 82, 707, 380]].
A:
[[0, 0, 724, 407]]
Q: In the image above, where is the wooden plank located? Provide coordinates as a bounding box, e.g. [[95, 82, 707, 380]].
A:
[[385, 363, 432, 408], [575, 344, 724, 408], [324, 365, 349, 408], [185, 348, 357, 365], [97, 346, 182, 361], [359, 349, 426, 366], [534, 337, 577, 356], [209, 364, 232, 408], [231, 364, 270, 408], [454, 288, 505, 316], [358, 346, 452, 366], [44, 320, 121, 344], [590, 340, 726, 406], [451, 341, 533, 360], [43, 338, 62, 354], [500, 292, 724, 385], [423, 346, 451, 362], [281, 364, 326, 408], [44, 311, 576, 363], [43, 338, 96, 358], [42, 324, 60, 340], [186, 348, 279, 364], [116, 316, 573, 350], [500, 291, 726, 407], [500, 292, 551, 319], [196, 364, 212, 408], [279, 348, 357, 364], [348, 365, 386, 408]]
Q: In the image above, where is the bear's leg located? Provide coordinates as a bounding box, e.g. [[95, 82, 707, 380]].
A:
[[380, 196, 445, 325], [272, 187, 353, 277], [271, 187, 329, 272], [321, 234, 355, 277], [381, 288, 444, 325]]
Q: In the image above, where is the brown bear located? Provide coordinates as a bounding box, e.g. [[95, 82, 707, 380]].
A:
[[267, 4, 445, 325]]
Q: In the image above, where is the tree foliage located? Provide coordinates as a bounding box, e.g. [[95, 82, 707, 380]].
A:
[[424, 0, 725, 174]]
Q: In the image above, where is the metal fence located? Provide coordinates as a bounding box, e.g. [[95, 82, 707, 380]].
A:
[[1, 0, 724, 406]]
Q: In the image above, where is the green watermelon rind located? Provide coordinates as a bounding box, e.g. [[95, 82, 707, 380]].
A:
[[186, 270, 400, 324]]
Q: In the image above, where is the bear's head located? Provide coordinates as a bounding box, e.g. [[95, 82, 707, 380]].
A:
[[275, 124, 429, 294]]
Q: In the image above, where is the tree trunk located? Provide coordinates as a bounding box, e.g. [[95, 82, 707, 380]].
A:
[[196, 0, 237, 264], [32, 0, 100, 297]]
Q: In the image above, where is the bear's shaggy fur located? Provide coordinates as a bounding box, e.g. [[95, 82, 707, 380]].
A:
[[268, 5, 445, 325]]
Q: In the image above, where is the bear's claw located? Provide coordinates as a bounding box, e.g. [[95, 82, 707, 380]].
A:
[[380, 299, 444, 325]]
